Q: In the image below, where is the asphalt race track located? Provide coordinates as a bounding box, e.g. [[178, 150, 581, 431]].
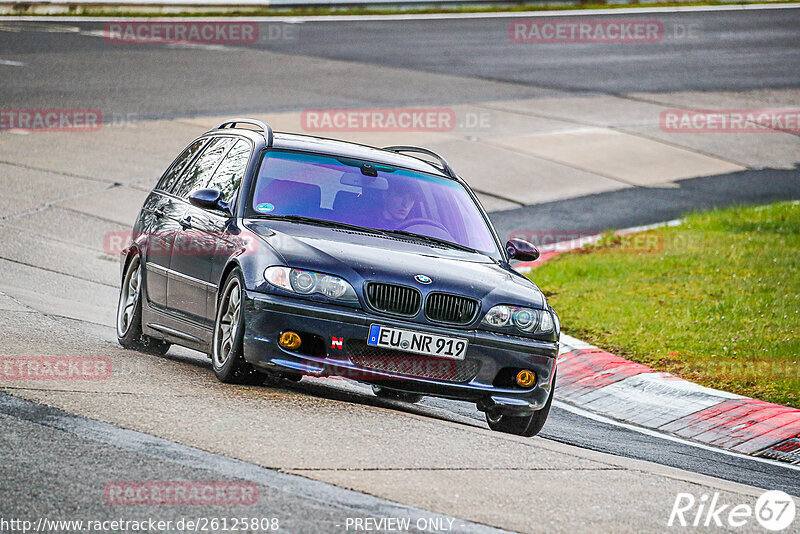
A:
[[1, 8, 799, 116], [0, 7, 799, 533]]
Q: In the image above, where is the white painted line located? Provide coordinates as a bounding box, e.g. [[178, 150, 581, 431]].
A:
[[1, 2, 798, 22], [0, 58, 25, 66], [553, 399, 800, 472], [615, 218, 684, 236], [559, 333, 598, 352]]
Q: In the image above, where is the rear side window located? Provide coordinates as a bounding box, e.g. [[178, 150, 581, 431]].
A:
[[173, 137, 236, 199], [204, 139, 251, 204], [156, 138, 208, 193]]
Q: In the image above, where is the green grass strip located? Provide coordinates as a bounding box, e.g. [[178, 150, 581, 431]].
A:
[[531, 201, 800, 407]]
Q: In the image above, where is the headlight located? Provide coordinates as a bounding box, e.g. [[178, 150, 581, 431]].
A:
[[481, 305, 554, 335], [265, 266, 358, 302], [513, 308, 537, 331], [539, 312, 553, 332], [483, 305, 512, 327]]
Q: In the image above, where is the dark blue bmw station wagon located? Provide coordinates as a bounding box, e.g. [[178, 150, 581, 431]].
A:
[[117, 118, 560, 436]]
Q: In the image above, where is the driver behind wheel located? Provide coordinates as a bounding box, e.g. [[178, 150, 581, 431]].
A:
[[381, 179, 422, 227]]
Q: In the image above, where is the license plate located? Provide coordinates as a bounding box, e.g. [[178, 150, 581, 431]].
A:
[[367, 324, 468, 360]]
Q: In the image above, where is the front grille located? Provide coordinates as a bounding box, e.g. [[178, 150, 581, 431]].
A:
[[347, 341, 480, 383], [425, 292, 480, 325], [365, 283, 421, 316]]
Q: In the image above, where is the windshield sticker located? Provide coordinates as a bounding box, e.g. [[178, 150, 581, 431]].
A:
[[255, 202, 275, 213]]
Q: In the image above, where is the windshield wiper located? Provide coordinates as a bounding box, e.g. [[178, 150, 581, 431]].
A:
[[256, 215, 390, 236], [258, 215, 483, 255], [380, 229, 480, 255]]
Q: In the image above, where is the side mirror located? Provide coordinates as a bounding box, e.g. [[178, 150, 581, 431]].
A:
[[189, 188, 231, 215], [506, 238, 540, 262]]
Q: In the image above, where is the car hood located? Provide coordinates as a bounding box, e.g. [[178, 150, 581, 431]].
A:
[[245, 220, 545, 309]]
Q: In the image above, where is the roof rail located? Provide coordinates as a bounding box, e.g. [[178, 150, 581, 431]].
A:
[[214, 118, 273, 147], [382, 145, 457, 179]]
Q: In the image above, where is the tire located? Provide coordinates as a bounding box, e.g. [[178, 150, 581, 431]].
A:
[[212, 269, 263, 385], [116, 254, 171, 356], [485, 372, 555, 437], [372, 385, 424, 404]]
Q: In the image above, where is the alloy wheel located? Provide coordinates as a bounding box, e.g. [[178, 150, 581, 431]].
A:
[[117, 257, 141, 337], [214, 277, 242, 369]]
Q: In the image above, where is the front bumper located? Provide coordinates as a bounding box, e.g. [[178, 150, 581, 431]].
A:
[[243, 291, 558, 415]]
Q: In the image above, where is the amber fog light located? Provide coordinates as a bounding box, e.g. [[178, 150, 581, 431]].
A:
[[515, 370, 536, 388], [279, 331, 302, 350]]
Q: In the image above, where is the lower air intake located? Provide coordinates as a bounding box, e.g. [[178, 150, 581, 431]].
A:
[[347, 341, 480, 383]]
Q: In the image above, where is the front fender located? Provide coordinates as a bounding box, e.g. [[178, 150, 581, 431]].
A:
[[224, 225, 285, 293]]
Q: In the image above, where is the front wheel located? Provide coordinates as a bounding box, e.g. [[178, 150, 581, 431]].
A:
[[212, 269, 263, 385], [485, 373, 555, 437], [116, 254, 170, 356]]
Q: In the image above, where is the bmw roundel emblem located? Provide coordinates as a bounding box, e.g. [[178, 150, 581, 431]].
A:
[[415, 274, 432, 284]]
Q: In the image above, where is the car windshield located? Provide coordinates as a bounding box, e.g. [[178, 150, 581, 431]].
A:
[[251, 150, 499, 255]]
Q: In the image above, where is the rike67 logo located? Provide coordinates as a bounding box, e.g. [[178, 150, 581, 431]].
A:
[[669, 490, 796, 531]]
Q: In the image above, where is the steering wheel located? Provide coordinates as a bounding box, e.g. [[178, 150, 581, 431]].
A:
[[395, 218, 449, 233]]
